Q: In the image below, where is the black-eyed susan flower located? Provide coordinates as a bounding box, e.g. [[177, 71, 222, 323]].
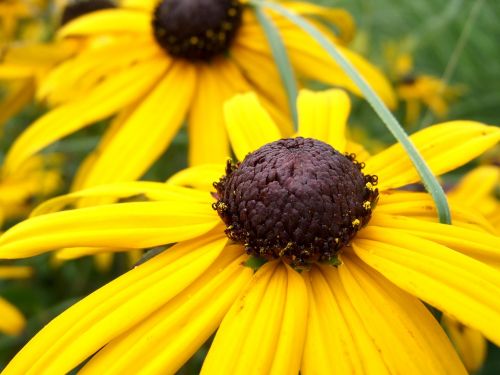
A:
[[0, 0, 119, 129], [0, 265, 31, 336], [440, 165, 499, 373], [0, 154, 62, 222], [3, 0, 396, 193], [0, 89, 498, 373], [387, 49, 464, 125]]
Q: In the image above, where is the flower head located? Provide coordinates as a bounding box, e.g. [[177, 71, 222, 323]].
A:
[[3, 0, 395, 194], [0, 89, 498, 374]]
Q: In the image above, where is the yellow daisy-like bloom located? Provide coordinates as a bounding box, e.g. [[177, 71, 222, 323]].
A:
[[3, 0, 395, 193], [0, 89, 498, 374], [0, 265, 32, 336], [0, 0, 120, 129], [392, 52, 463, 125], [0, 154, 62, 222], [441, 165, 499, 373]]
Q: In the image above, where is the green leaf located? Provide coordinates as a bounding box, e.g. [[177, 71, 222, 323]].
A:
[[253, 4, 299, 130]]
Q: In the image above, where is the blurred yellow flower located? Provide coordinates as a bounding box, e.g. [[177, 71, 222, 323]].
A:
[[385, 43, 464, 125], [0, 154, 63, 222]]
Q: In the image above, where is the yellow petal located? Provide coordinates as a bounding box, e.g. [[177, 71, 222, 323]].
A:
[[369, 213, 500, 266], [365, 122, 500, 190], [0, 298, 25, 336], [202, 261, 308, 375], [235, 13, 396, 108], [224, 92, 282, 161], [4, 58, 168, 175], [282, 2, 355, 43], [376, 190, 496, 233], [58, 9, 151, 38], [449, 165, 499, 207], [77, 61, 195, 187], [82, 245, 251, 374], [55, 247, 129, 260], [230, 44, 289, 120], [302, 258, 466, 374], [32, 181, 211, 216], [167, 164, 226, 192], [353, 226, 500, 346], [442, 315, 487, 373], [297, 89, 350, 152], [282, 31, 396, 108], [0, 201, 220, 259], [0, 266, 32, 279], [2, 233, 227, 375], [188, 61, 230, 165]]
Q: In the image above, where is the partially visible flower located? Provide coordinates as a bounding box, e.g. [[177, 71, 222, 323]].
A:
[[0, 265, 32, 336], [449, 165, 499, 233], [441, 165, 499, 373], [0, 89, 498, 374], [3, 0, 395, 194], [0, 0, 118, 130], [0, 154, 62, 222], [385, 43, 464, 125]]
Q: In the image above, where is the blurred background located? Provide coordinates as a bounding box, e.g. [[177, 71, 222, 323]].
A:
[[0, 0, 499, 372]]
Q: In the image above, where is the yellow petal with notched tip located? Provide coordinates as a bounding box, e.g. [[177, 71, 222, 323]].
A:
[[82, 245, 251, 374], [58, 9, 151, 38], [365, 122, 500, 190], [302, 257, 466, 374], [224, 92, 282, 161], [167, 164, 226, 192], [31, 182, 211, 216], [297, 89, 350, 152], [1, 233, 227, 375], [354, 226, 500, 346], [0, 201, 219, 259], [202, 261, 307, 375]]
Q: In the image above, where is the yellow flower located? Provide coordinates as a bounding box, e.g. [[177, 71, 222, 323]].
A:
[[385, 43, 463, 125], [0, 0, 120, 130], [0, 89, 498, 373], [0, 265, 32, 336], [440, 165, 499, 373], [3, 0, 395, 193], [0, 154, 62, 222], [449, 165, 499, 234]]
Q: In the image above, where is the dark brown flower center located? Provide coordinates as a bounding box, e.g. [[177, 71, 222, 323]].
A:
[[60, 0, 117, 26], [152, 0, 243, 61], [213, 138, 379, 266]]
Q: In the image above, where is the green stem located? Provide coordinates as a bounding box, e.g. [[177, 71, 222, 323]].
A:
[[253, 0, 451, 224]]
